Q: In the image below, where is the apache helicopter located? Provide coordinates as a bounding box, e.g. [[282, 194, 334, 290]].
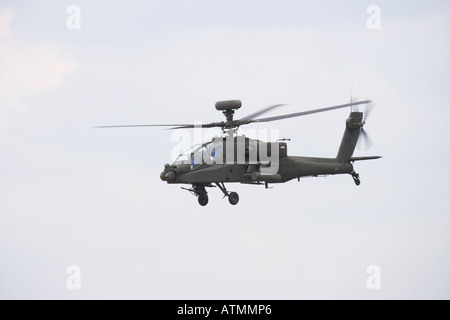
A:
[[97, 99, 381, 206]]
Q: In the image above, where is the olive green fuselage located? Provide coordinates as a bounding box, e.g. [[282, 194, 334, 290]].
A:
[[163, 156, 353, 185]]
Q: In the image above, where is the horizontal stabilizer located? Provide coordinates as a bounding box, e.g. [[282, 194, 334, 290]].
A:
[[349, 156, 382, 162]]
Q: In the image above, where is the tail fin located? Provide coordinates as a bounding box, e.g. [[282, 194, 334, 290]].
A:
[[336, 112, 363, 161]]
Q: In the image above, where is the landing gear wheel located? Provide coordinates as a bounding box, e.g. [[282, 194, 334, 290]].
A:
[[228, 192, 239, 205], [198, 194, 209, 206], [351, 171, 361, 186]]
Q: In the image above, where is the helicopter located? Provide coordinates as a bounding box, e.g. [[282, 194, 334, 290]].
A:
[[97, 99, 381, 206]]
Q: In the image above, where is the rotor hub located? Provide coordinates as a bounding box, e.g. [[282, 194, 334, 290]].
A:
[[215, 100, 242, 129]]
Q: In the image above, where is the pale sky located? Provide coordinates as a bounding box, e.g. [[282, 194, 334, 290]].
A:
[[0, 0, 449, 299]]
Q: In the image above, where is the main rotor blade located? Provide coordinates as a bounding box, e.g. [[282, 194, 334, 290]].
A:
[[168, 122, 225, 130], [94, 124, 194, 129], [239, 104, 287, 121], [96, 122, 227, 130], [251, 100, 372, 123]]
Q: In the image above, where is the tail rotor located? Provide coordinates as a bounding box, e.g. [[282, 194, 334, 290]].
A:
[[357, 100, 375, 150]]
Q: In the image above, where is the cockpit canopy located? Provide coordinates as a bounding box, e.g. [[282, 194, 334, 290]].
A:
[[173, 137, 287, 168], [173, 138, 223, 167]]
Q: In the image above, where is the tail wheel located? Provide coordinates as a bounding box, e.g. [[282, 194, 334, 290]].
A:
[[351, 171, 361, 186], [228, 192, 239, 205], [198, 194, 209, 206]]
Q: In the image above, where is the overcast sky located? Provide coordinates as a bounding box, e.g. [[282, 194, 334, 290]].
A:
[[0, 0, 449, 299]]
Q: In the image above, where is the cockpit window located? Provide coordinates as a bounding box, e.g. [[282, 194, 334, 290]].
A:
[[205, 139, 223, 163], [191, 146, 203, 168], [173, 138, 223, 168], [173, 144, 200, 165]]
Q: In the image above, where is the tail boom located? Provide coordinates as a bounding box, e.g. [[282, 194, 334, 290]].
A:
[[336, 111, 363, 161]]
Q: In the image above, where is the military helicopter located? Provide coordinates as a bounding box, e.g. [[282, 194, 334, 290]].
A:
[[97, 99, 381, 206]]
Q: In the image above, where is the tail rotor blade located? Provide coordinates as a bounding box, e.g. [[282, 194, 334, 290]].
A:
[[357, 128, 373, 150], [364, 100, 374, 122]]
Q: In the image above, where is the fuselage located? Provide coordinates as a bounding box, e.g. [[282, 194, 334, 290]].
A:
[[160, 155, 353, 185]]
